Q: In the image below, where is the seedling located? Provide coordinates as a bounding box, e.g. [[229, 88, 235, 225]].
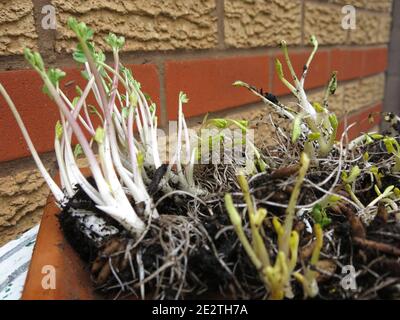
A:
[[311, 203, 332, 228], [383, 137, 400, 172], [342, 165, 364, 209], [225, 153, 323, 299], [0, 18, 204, 236], [234, 36, 338, 158]]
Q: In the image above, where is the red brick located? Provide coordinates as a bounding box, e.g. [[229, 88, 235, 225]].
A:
[[331, 49, 363, 81], [0, 64, 159, 162], [272, 50, 330, 96], [361, 47, 388, 77], [337, 103, 382, 141], [165, 55, 270, 120]]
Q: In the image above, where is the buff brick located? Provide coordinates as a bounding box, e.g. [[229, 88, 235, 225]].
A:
[[0, 0, 37, 55], [165, 55, 270, 119], [52, 0, 218, 53], [224, 0, 302, 48], [348, 11, 391, 45], [304, 2, 348, 45], [342, 74, 385, 113], [0, 155, 57, 247], [330, 0, 393, 12]]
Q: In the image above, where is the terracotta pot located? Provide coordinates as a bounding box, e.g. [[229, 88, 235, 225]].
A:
[[22, 172, 102, 300], [22, 171, 225, 300]]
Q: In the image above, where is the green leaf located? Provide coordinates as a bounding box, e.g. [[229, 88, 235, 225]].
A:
[[328, 195, 341, 203], [312, 102, 324, 113], [209, 119, 228, 129], [384, 137, 399, 155], [121, 66, 140, 88], [232, 80, 246, 87], [179, 91, 189, 104], [328, 114, 338, 130], [94, 47, 106, 65], [374, 184, 382, 196], [308, 132, 320, 141], [88, 105, 99, 114], [311, 203, 331, 228], [349, 165, 361, 181], [143, 92, 153, 104], [129, 93, 138, 107], [383, 185, 395, 196], [364, 134, 374, 145], [75, 86, 83, 96], [256, 159, 267, 172], [311, 204, 322, 222], [225, 193, 242, 227], [149, 103, 156, 114], [72, 45, 87, 63], [94, 127, 105, 144], [321, 217, 332, 228], [48, 68, 66, 86], [370, 133, 383, 140], [106, 33, 125, 50], [121, 107, 130, 119], [81, 70, 90, 80], [291, 114, 302, 143], [73, 42, 105, 68], [71, 97, 80, 108], [55, 121, 63, 140], [275, 59, 284, 80], [370, 166, 379, 175], [137, 151, 144, 167], [74, 144, 83, 158], [342, 165, 361, 184], [24, 49, 45, 72], [42, 68, 66, 96], [67, 17, 94, 42], [238, 120, 249, 128]]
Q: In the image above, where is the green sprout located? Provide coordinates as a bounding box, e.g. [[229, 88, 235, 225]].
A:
[[106, 32, 125, 51], [224, 153, 323, 299], [311, 203, 332, 228], [383, 137, 400, 172], [369, 166, 383, 189], [200, 115, 267, 172], [367, 185, 395, 208], [233, 36, 339, 158], [293, 223, 323, 298], [342, 165, 364, 209], [43, 68, 66, 96]]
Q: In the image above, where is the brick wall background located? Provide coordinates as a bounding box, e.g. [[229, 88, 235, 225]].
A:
[[0, 0, 394, 245]]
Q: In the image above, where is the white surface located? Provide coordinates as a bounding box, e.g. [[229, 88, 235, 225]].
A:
[[0, 225, 39, 300]]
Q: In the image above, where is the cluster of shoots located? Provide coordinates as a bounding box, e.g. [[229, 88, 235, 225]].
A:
[[199, 115, 266, 173], [224, 153, 323, 299], [3, 14, 400, 298], [343, 132, 400, 213], [0, 18, 201, 237], [234, 36, 339, 158]]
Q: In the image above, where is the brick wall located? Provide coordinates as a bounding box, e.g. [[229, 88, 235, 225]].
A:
[[0, 0, 393, 245]]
